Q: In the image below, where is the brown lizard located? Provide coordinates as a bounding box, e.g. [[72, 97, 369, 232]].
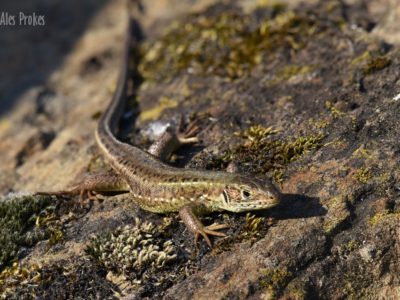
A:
[[38, 16, 281, 247]]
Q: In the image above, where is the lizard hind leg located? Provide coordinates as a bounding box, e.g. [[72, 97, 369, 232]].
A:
[[37, 172, 130, 205], [73, 172, 130, 203]]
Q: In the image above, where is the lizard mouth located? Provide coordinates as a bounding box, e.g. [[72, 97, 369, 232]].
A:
[[224, 199, 280, 213]]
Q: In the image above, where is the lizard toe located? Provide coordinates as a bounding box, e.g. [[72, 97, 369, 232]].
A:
[[194, 224, 228, 248]]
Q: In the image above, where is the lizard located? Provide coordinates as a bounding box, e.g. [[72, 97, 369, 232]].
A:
[[38, 16, 281, 247]]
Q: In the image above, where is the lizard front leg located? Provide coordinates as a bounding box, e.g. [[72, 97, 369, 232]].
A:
[[148, 121, 199, 161], [179, 203, 228, 247]]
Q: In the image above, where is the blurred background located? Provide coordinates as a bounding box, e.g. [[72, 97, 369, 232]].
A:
[[0, 0, 399, 118], [0, 0, 109, 117]]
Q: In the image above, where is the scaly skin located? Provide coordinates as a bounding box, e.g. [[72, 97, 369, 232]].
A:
[[42, 17, 282, 247]]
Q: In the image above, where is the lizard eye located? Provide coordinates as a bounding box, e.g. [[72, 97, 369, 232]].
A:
[[241, 189, 252, 200]]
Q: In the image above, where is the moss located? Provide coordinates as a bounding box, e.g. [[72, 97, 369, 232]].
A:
[[239, 213, 264, 241], [352, 145, 373, 159], [212, 213, 272, 253], [204, 124, 323, 183], [285, 281, 307, 300], [377, 172, 390, 184], [353, 168, 372, 184], [350, 51, 371, 66], [350, 51, 391, 75], [325, 101, 346, 117], [139, 6, 318, 81], [323, 195, 350, 235], [309, 118, 330, 129], [274, 64, 314, 82], [0, 194, 57, 270], [86, 217, 177, 278], [260, 268, 292, 298], [47, 229, 64, 249], [0, 262, 41, 296], [219, 125, 323, 183], [90, 110, 102, 120], [271, 169, 285, 184], [346, 240, 360, 252], [325, 0, 341, 13], [139, 96, 178, 121], [257, 0, 287, 11], [370, 211, 400, 226], [364, 56, 391, 75], [1, 260, 117, 299]]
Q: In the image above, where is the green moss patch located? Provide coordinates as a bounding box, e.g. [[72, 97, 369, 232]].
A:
[[0, 260, 117, 299], [0, 194, 57, 270], [351, 51, 391, 75], [353, 167, 372, 184], [364, 56, 391, 75], [260, 267, 293, 298], [209, 125, 323, 183], [370, 211, 400, 226], [323, 195, 350, 235], [139, 6, 319, 81]]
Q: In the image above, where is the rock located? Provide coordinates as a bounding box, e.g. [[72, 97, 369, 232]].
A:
[[1, 0, 400, 299], [359, 244, 376, 262]]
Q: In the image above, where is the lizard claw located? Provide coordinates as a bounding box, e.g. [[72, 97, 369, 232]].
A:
[[177, 116, 201, 145], [178, 135, 199, 145], [194, 223, 229, 248], [79, 189, 98, 206], [179, 204, 229, 248], [37, 185, 97, 208]]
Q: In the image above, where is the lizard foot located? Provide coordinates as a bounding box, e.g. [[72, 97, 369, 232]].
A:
[[177, 116, 201, 145], [179, 204, 229, 247], [194, 223, 229, 248], [36, 184, 98, 206], [78, 189, 98, 206]]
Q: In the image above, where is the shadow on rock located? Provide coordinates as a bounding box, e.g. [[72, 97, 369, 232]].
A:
[[260, 193, 326, 220]]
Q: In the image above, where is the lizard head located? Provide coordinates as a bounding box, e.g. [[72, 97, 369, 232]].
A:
[[217, 175, 281, 213]]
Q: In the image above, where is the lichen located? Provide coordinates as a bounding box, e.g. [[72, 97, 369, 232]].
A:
[[86, 217, 177, 277], [0, 194, 57, 269]]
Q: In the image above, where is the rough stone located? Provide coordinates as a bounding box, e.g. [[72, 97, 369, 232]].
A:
[[1, 0, 399, 299]]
